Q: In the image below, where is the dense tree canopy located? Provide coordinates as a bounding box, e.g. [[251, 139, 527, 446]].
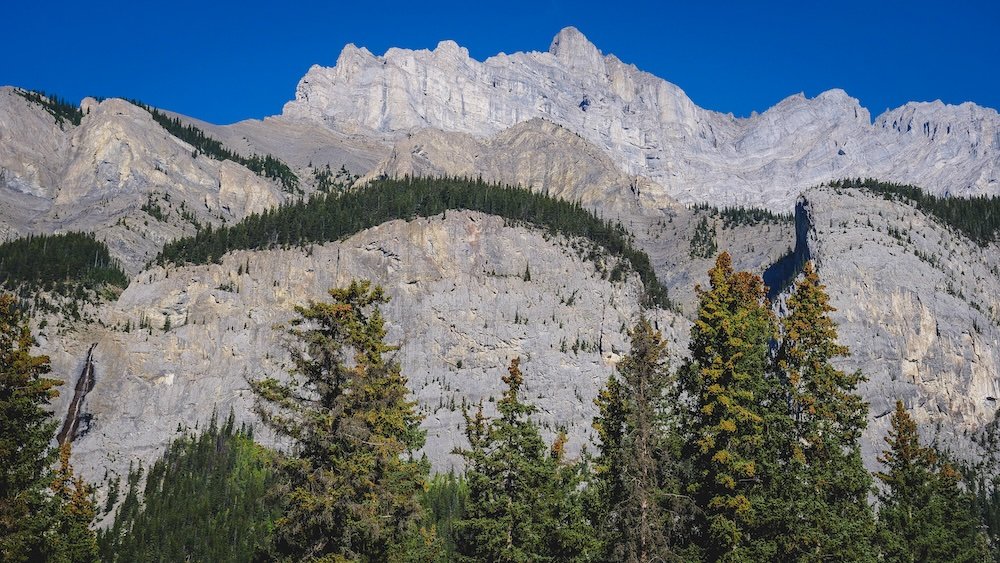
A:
[[155, 176, 673, 308], [250, 281, 428, 561], [0, 232, 129, 296], [97, 413, 277, 563]]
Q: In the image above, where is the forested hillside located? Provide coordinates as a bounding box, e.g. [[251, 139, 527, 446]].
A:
[[156, 176, 673, 308], [835, 178, 1000, 244], [0, 232, 128, 296]]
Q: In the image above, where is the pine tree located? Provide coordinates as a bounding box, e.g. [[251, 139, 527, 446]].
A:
[[680, 252, 780, 561], [250, 281, 429, 561], [775, 261, 875, 561], [591, 317, 690, 561], [876, 401, 991, 562], [50, 443, 99, 563], [454, 358, 595, 562], [0, 293, 63, 562]]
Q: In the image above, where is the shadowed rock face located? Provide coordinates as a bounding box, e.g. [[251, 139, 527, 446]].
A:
[[285, 27, 1000, 210]]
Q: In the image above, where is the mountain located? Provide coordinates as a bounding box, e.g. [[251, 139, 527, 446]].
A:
[[283, 27, 1000, 209], [1, 27, 999, 489], [0, 89, 287, 272]]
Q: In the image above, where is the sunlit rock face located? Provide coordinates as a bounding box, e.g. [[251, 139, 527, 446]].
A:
[[285, 27, 1000, 210]]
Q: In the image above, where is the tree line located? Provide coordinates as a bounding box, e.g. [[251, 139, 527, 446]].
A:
[[125, 100, 300, 193], [833, 178, 1000, 245], [3, 257, 997, 561], [0, 232, 129, 296], [155, 176, 674, 309], [16, 89, 84, 128]]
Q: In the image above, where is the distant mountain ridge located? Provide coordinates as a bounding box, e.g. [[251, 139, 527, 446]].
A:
[[282, 27, 1000, 210]]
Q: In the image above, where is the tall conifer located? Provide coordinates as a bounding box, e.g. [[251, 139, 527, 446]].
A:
[[591, 318, 689, 561], [680, 253, 780, 561], [876, 401, 991, 562], [0, 293, 63, 562], [455, 358, 594, 562], [775, 261, 875, 561], [251, 281, 429, 561]]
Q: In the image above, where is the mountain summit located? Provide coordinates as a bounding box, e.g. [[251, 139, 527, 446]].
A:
[[282, 27, 1000, 210]]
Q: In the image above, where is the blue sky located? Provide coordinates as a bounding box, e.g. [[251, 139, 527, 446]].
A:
[[3, 0, 998, 124]]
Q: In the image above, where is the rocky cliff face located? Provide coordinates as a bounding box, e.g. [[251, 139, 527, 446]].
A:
[[284, 27, 1000, 210], [796, 186, 1000, 468], [41, 211, 685, 483], [0, 89, 286, 272]]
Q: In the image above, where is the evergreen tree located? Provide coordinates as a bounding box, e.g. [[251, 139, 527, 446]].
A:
[[49, 443, 99, 563], [591, 318, 690, 561], [455, 358, 595, 562], [680, 252, 780, 561], [775, 261, 875, 561], [0, 293, 63, 562], [876, 401, 991, 562], [97, 413, 278, 563], [250, 281, 429, 561]]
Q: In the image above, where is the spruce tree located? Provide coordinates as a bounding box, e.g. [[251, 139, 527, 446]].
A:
[[455, 358, 595, 562], [775, 261, 875, 561], [591, 317, 689, 562], [680, 252, 780, 561], [0, 293, 63, 562], [250, 281, 429, 561], [876, 400, 991, 562], [50, 443, 99, 563]]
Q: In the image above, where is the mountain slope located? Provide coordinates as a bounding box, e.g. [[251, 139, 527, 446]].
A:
[[0, 89, 287, 272], [284, 27, 1000, 209]]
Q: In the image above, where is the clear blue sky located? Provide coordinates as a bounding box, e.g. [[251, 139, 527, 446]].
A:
[[3, 0, 997, 124]]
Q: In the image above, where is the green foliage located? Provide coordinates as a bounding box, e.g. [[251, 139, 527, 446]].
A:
[[875, 401, 992, 562], [689, 216, 718, 259], [155, 176, 673, 308], [420, 472, 468, 561], [455, 358, 597, 561], [590, 318, 691, 561], [0, 294, 64, 562], [16, 89, 83, 127], [0, 232, 129, 297], [833, 178, 1000, 245], [962, 411, 1000, 559], [773, 261, 875, 561], [50, 443, 99, 563], [680, 252, 781, 560], [126, 100, 299, 193], [250, 280, 429, 561], [97, 413, 278, 563]]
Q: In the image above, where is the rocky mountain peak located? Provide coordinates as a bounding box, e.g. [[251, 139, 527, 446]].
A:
[[548, 26, 604, 72]]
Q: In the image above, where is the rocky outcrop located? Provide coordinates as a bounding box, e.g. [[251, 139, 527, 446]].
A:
[[363, 117, 797, 314], [284, 27, 1000, 210], [41, 211, 685, 483], [0, 89, 286, 272], [796, 186, 1000, 468]]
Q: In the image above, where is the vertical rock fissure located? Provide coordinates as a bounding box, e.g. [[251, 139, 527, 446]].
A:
[[57, 343, 98, 445]]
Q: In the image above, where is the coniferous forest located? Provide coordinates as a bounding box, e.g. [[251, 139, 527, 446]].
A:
[[156, 176, 673, 308], [4, 252, 997, 562], [0, 232, 129, 296], [833, 178, 1000, 245]]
